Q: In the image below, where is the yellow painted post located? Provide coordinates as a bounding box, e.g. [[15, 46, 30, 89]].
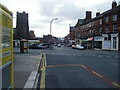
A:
[[0, 3, 14, 89]]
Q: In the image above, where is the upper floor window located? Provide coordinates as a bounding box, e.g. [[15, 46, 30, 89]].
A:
[[99, 27, 102, 34], [100, 19, 102, 25], [89, 30, 92, 35], [113, 14, 117, 21], [105, 25, 109, 33], [113, 24, 118, 32], [105, 16, 109, 22]]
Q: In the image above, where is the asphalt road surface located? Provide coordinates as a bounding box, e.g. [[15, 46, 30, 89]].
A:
[[29, 46, 119, 88]]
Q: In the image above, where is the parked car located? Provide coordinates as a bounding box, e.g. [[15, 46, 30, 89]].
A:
[[76, 44, 85, 50], [71, 45, 76, 49], [38, 43, 48, 49], [67, 44, 72, 47], [29, 44, 38, 49], [57, 43, 61, 47]]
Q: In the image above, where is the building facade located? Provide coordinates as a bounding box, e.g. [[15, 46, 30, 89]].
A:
[[72, 1, 120, 51], [102, 1, 120, 50], [16, 11, 29, 40], [29, 30, 36, 39]]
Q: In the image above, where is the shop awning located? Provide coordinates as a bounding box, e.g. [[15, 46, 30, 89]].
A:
[[87, 37, 94, 41]]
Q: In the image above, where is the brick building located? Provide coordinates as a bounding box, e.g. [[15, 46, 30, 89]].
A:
[[102, 1, 120, 50], [29, 30, 36, 39], [73, 1, 120, 51], [69, 26, 76, 45]]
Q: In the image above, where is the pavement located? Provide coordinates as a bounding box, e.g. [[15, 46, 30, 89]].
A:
[[13, 47, 42, 88]]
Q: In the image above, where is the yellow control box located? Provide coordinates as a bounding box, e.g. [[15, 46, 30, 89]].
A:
[[0, 3, 14, 89]]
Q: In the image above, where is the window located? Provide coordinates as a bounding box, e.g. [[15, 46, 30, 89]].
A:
[[104, 37, 111, 40], [105, 16, 109, 22], [113, 37, 117, 49], [92, 30, 95, 35], [99, 27, 102, 34], [100, 19, 102, 24], [108, 37, 111, 40], [113, 24, 118, 32], [105, 25, 109, 33], [113, 14, 117, 21], [105, 37, 107, 40]]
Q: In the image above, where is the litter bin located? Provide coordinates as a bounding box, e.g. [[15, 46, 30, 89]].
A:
[[20, 39, 28, 53]]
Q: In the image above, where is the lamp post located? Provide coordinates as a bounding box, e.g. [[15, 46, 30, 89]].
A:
[[50, 18, 57, 35]]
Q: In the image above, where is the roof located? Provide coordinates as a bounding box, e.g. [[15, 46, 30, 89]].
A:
[[101, 5, 120, 16], [70, 26, 76, 32]]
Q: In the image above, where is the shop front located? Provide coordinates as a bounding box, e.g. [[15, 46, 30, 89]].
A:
[[94, 36, 102, 49], [111, 33, 119, 51], [81, 39, 87, 49], [102, 34, 111, 50], [87, 37, 94, 49], [102, 33, 119, 51]]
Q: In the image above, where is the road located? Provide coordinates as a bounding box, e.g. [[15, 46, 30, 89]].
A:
[[29, 46, 119, 88]]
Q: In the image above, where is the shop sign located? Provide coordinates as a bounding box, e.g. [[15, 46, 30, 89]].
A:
[[94, 36, 102, 41], [102, 34, 108, 37], [111, 33, 118, 37], [82, 39, 87, 42]]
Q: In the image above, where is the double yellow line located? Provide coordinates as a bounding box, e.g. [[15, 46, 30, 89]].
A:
[[40, 53, 47, 89]]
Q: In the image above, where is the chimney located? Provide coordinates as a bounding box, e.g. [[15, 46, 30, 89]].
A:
[[86, 11, 92, 20], [112, 1, 117, 9], [96, 12, 100, 17]]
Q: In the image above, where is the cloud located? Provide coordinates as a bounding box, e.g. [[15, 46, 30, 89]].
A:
[[39, 1, 86, 20], [1, 0, 118, 37]]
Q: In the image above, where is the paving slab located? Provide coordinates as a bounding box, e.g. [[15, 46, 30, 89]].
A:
[[13, 48, 41, 88]]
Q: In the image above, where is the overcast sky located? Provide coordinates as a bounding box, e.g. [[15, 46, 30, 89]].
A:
[[1, 0, 120, 37]]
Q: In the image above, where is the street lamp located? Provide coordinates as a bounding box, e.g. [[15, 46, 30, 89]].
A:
[[50, 18, 57, 35]]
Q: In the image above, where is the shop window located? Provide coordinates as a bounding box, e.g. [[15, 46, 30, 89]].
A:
[[108, 37, 111, 40], [113, 37, 117, 49], [105, 37, 107, 40]]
